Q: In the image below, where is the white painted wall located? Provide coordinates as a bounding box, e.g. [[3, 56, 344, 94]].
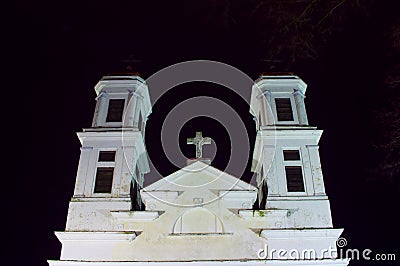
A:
[[50, 74, 348, 266]]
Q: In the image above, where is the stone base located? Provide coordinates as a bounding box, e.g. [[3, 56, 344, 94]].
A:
[[186, 158, 211, 166]]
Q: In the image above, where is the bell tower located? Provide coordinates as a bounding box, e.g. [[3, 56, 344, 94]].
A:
[[250, 74, 332, 229], [66, 73, 152, 231]]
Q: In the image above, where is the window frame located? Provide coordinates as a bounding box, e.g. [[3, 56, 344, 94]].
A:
[[98, 150, 116, 162], [93, 167, 115, 193], [101, 94, 128, 127], [93, 149, 117, 195], [275, 98, 294, 122], [270, 93, 299, 125], [283, 150, 301, 161], [106, 98, 126, 123], [282, 148, 306, 195], [285, 166, 305, 193]]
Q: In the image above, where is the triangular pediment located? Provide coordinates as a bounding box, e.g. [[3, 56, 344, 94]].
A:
[[143, 161, 256, 192]]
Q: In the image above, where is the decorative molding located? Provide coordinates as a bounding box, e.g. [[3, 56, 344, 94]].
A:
[[293, 89, 306, 98], [256, 89, 271, 99]]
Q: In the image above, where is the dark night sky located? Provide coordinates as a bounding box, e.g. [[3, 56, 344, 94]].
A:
[[6, 1, 399, 266]]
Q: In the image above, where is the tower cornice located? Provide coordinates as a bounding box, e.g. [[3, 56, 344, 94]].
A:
[[94, 75, 146, 96], [254, 75, 307, 95]]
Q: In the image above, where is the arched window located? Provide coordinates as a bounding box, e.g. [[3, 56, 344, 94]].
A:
[[172, 208, 225, 235]]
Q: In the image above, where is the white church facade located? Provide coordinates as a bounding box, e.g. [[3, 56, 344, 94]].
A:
[[48, 73, 349, 265]]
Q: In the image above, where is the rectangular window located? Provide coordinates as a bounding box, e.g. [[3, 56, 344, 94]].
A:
[[285, 166, 305, 192], [98, 151, 116, 162], [94, 167, 114, 193], [283, 150, 300, 161], [106, 99, 125, 122], [275, 98, 294, 121], [94, 150, 116, 194]]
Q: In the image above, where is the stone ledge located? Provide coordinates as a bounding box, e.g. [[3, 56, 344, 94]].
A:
[[55, 231, 138, 241], [167, 232, 233, 237], [110, 211, 161, 221], [239, 209, 288, 219], [48, 259, 350, 265]]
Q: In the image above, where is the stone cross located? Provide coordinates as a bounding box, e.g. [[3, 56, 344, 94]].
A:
[[187, 132, 211, 159]]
